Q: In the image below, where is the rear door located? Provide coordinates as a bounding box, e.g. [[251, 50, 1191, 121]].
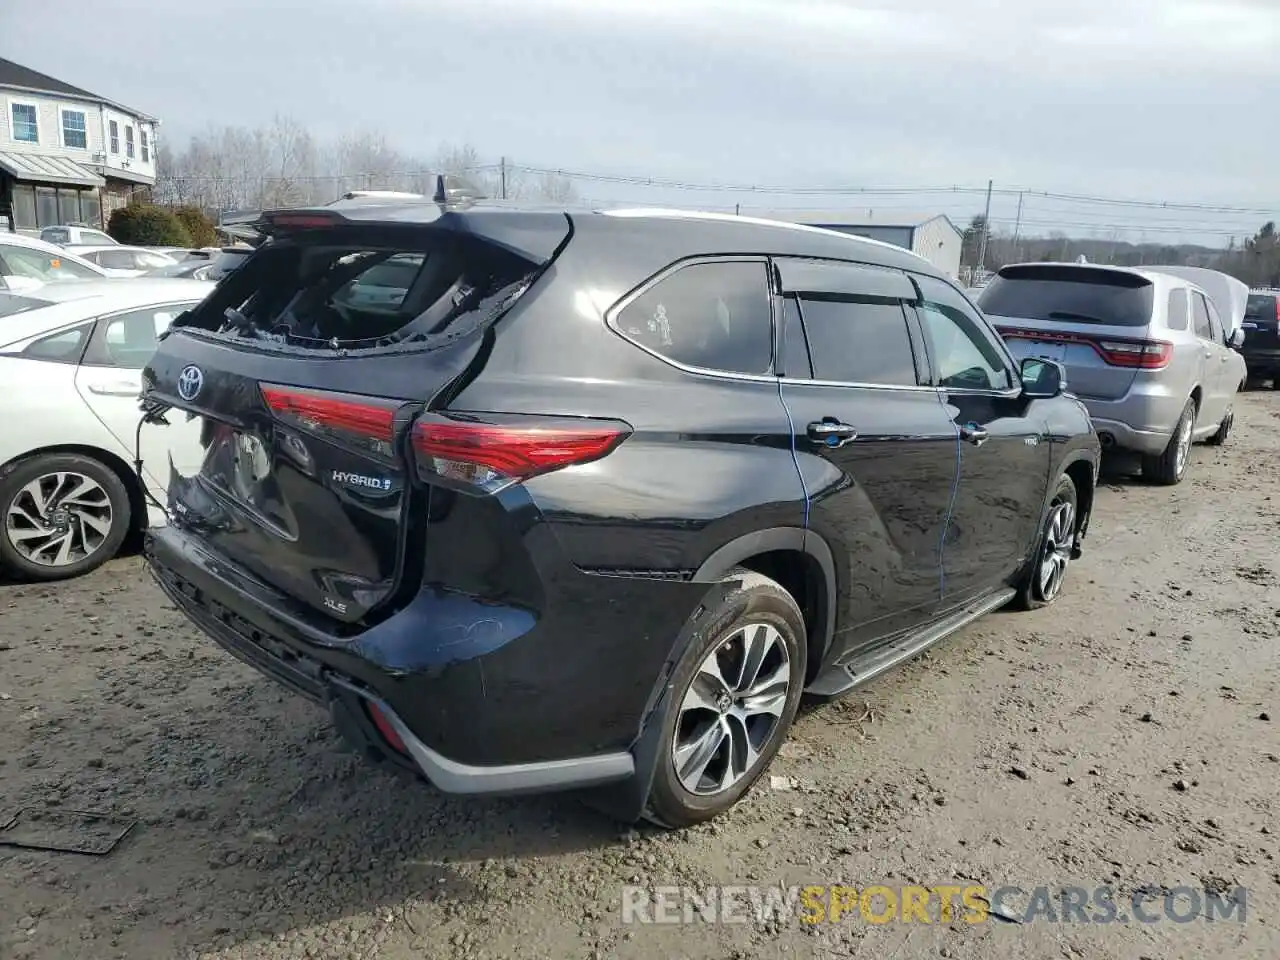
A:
[[774, 258, 957, 657], [74, 301, 206, 491], [140, 217, 566, 624], [979, 265, 1161, 400], [1193, 292, 1231, 427]]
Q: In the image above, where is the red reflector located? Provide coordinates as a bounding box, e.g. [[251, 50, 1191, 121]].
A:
[[412, 412, 630, 493], [260, 384, 400, 459], [366, 702, 408, 756]]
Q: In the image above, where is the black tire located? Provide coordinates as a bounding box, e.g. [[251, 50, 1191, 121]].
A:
[[1205, 408, 1233, 446], [1014, 474, 1079, 611], [643, 569, 807, 829], [0, 453, 132, 581], [1141, 397, 1196, 485]]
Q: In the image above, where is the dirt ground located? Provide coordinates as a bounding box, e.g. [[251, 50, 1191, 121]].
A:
[[2, 393, 1279, 960]]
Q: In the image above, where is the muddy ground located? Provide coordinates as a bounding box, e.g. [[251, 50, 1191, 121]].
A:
[[2, 392, 1279, 960]]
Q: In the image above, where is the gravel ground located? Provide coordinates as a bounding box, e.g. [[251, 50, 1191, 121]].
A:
[[2, 392, 1279, 960]]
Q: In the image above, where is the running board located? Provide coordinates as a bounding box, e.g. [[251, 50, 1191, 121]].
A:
[[804, 588, 1016, 698]]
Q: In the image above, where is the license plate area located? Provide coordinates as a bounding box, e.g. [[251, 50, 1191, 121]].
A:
[[1026, 340, 1067, 363]]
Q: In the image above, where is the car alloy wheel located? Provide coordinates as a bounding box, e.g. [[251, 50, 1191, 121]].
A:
[[5, 471, 114, 568], [1173, 412, 1193, 477], [1037, 499, 1075, 602], [671, 621, 791, 796]]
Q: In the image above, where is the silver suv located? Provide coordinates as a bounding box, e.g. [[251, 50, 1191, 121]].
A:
[[978, 263, 1247, 485]]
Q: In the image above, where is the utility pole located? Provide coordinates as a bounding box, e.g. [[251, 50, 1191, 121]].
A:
[[1011, 191, 1024, 250], [500, 157, 507, 200], [975, 179, 993, 276]]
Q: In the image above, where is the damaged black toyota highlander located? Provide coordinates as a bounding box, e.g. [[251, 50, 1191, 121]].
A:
[[140, 184, 1099, 827]]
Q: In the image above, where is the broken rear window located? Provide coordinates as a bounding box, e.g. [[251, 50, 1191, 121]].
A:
[[181, 231, 539, 350]]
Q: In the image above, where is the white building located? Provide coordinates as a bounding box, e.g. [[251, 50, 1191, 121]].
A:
[[744, 209, 964, 279], [0, 57, 159, 233]]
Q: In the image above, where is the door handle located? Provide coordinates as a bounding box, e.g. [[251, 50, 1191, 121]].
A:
[[807, 418, 857, 448], [86, 381, 141, 397], [959, 422, 989, 446]]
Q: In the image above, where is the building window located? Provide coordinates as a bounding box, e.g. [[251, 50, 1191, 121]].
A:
[[109, 119, 119, 154], [125, 125, 135, 159], [61, 109, 87, 149], [140, 128, 150, 163], [12, 185, 37, 229], [10, 102, 39, 143]]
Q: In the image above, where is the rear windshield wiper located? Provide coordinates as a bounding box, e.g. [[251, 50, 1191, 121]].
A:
[[1046, 310, 1112, 324]]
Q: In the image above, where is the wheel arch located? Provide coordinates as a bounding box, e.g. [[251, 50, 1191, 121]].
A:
[[1058, 454, 1095, 547], [0, 443, 149, 536], [693, 526, 838, 681]]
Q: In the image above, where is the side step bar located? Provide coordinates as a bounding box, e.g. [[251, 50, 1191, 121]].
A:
[[804, 588, 1016, 698]]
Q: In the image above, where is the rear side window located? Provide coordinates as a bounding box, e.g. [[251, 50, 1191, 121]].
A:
[[1166, 289, 1189, 330], [979, 266, 1154, 327], [615, 260, 773, 375], [22, 322, 93, 363], [795, 298, 917, 385], [1191, 293, 1213, 339]]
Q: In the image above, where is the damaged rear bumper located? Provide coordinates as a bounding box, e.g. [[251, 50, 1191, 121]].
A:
[[144, 524, 636, 797]]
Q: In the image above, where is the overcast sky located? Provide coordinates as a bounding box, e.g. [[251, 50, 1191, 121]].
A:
[[3, 0, 1277, 241]]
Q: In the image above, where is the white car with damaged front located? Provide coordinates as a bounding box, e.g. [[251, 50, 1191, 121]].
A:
[[0, 278, 213, 580]]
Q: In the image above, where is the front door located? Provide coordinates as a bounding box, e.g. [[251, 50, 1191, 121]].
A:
[[912, 275, 1051, 603], [773, 258, 958, 660]]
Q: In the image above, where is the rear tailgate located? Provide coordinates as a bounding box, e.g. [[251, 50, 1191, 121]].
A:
[[1243, 293, 1280, 351], [140, 209, 569, 624], [979, 265, 1158, 400]]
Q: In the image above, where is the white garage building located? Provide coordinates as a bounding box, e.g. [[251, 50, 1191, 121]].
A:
[[744, 209, 964, 279]]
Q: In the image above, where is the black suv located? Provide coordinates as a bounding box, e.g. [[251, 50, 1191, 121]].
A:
[[1242, 289, 1280, 386], [140, 195, 1099, 827]]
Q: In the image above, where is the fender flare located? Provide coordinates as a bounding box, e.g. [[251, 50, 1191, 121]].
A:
[[692, 526, 838, 663], [587, 527, 840, 823]]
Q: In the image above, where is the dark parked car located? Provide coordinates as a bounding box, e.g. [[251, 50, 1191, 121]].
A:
[[1241, 289, 1280, 386], [139, 198, 1099, 827]]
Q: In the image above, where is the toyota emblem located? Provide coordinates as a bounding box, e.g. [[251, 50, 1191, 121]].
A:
[[177, 364, 203, 402]]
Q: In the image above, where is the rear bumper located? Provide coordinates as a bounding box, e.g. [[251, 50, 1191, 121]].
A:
[[1080, 391, 1184, 456], [144, 523, 697, 797], [1087, 416, 1172, 456]]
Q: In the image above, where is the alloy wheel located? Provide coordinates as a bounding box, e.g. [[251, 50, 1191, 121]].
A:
[[4, 472, 114, 567], [1174, 413, 1193, 476], [1037, 500, 1075, 602], [672, 622, 791, 796]]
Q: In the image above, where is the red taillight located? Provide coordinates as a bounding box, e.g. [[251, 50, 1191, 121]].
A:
[[365, 702, 408, 756], [411, 412, 630, 494], [1095, 339, 1173, 369], [260, 383, 402, 459], [996, 327, 1171, 370]]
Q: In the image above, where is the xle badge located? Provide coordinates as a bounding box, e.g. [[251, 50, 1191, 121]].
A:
[[323, 596, 348, 614]]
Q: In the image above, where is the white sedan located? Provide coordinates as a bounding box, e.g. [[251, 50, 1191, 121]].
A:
[[70, 245, 181, 277], [0, 278, 214, 580], [0, 232, 134, 289]]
